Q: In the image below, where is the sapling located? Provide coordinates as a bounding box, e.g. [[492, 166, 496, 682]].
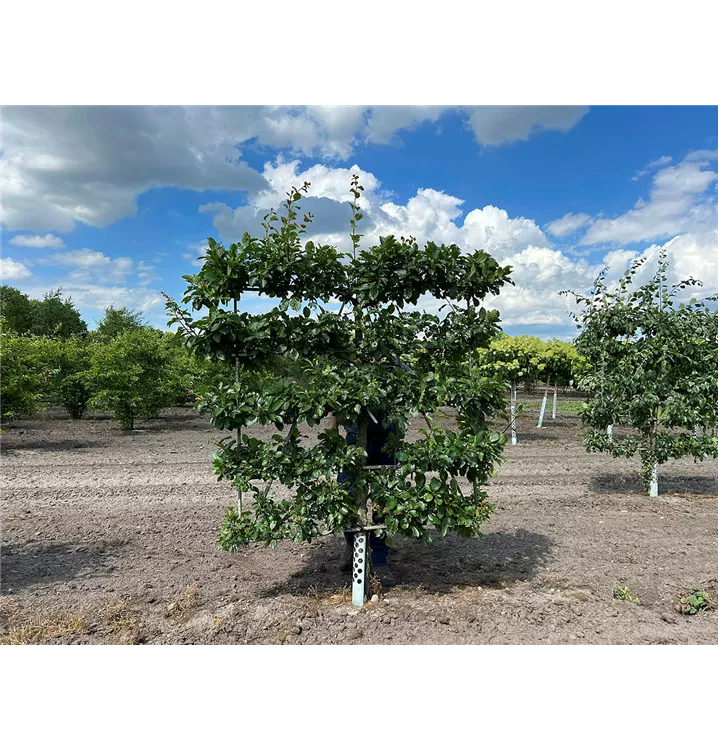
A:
[[563, 249, 718, 496]]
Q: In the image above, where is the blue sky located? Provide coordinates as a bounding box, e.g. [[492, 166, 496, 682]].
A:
[[2, 105, 718, 337]]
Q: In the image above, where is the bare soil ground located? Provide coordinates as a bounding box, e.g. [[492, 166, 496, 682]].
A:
[[2, 404, 717, 644]]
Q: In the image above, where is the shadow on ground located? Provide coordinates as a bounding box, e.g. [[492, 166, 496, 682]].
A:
[[1, 439, 107, 454], [134, 414, 213, 433], [589, 472, 718, 496], [259, 528, 554, 598], [0, 541, 124, 593]]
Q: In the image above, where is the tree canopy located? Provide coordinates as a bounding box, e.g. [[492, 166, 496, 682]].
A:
[[168, 180, 513, 557]]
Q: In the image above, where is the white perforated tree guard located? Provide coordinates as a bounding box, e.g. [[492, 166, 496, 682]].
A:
[[351, 532, 368, 607]]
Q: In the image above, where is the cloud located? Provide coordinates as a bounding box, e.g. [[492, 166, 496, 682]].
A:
[[364, 106, 446, 144], [546, 212, 592, 237], [20, 280, 165, 316], [1, 107, 269, 232], [602, 248, 639, 271], [137, 260, 160, 286], [2, 106, 590, 233], [204, 159, 549, 263], [621, 231, 718, 299], [181, 243, 207, 268], [9, 233, 65, 248], [632, 155, 673, 180], [464, 106, 589, 146], [58, 284, 164, 314], [0, 257, 32, 281], [42, 248, 135, 284], [581, 151, 718, 245], [482, 246, 598, 327], [260, 159, 381, 207], [366, 104, 589, 146]]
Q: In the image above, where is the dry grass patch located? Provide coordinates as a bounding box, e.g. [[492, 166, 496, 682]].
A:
[[166, 583, 201, 618], [1, 615, 87, 645], [304, 585, 351, 613], [101, 599, 145, 644]]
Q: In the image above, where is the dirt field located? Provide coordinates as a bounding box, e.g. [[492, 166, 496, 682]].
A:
[[2, 404, 717, 644]]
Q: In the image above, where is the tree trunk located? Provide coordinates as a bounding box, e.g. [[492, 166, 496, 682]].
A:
[[510, 381, 517, 446], [352, 414, 369, 607]]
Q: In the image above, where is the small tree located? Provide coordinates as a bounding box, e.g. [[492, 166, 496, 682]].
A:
[[86, 328, 175, 429], [563, 250, 718, 496], [539, 339, 580, 425], [167, 179, 512, 604], [477, 335, 547, 445], [0, 333, 57, 421], [95, 305, 145, 340], [30, 289, 87, 339], [53, 337, 92, 418], [0, 286, 34, 336]]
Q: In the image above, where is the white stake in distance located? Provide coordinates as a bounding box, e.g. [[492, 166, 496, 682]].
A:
[[537, 381, 549, 429], [649, 462, 658, 497]]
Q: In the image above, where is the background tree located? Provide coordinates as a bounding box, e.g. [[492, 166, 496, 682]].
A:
[[538, 339, 580, 426], [53, 337, 92, 418], [564, 250, 718, 496], [0, 286, 34, 335], [30, 289, 87, 339], [0, 334, 59, 420], [95, 305, 145, 340], [86, 328, 176, 429], [167, 179, 512, 604], [477, 334, 547, 445]]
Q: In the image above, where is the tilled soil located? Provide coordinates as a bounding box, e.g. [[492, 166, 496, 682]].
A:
[[1, 406, 717, 645]]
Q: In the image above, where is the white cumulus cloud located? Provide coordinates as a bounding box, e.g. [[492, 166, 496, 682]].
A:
[[546, 212, 592, 237], [0, 257, 32, 281], [9, 233, 66, 248], [61, 284, 164, 315], [581, 151, 718, 246], [204, 159, 549, 263], [42, 248, 135, 284], [632, 155, 673, 180], [624, 232, 718, 299]]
